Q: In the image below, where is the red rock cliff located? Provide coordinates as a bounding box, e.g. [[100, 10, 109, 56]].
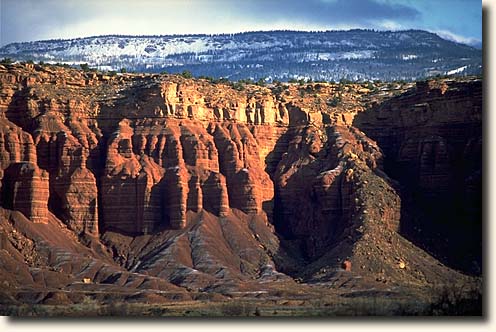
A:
[[0, 63, 482, 278]]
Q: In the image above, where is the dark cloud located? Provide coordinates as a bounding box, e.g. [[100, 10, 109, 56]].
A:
[[1, 0, 98, 45], [3, 0, 471, 47], [234, 0, 421, 26]]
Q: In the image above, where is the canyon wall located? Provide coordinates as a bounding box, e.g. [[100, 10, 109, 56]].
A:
[[0, 63, 299, 237], [353, 79, 482, 273], [0, 63, 482, 276]]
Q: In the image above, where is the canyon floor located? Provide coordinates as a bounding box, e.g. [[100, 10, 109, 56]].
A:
[[0, 62, 482, 316]]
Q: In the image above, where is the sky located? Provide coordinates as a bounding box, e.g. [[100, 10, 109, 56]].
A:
[[0, 0, 482, 47]]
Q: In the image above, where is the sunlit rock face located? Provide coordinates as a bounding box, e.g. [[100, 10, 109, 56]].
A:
[[0, 63, 482, 292]]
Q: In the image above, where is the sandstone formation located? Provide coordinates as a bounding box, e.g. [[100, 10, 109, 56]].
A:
[[353, 79, 482, 273], [274, 123, 399, 259], [0, 63, 482, 312], [0, 116, 48, 223], [2, 162, 49, 223]]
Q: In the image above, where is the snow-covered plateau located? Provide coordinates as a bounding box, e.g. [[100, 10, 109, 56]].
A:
[[0, 29, 482, 81]]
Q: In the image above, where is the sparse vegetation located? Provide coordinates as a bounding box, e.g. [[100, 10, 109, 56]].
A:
[[80, 63, 91, 72], [220, 302, 256, 316], [198, 75, 214, 82], [271, 83, 288, 95], [55, 62, 71, 68], [339, 78, 353, 85], [180, 70, 193, 79], [231, 81, 245, 91], [213, 77, 229, 84], [2, 288, 481, 317], [426, 283, 482, 315], [327, 95, 342, 107], [0, 57, 13, 65], [256, 77, 266, 87], [237, 78, 255, 86]]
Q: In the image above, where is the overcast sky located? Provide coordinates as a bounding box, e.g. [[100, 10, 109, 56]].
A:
[[0, 0, 482, 46]]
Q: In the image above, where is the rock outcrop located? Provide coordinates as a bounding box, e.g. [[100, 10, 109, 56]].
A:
[[0, 63, 482, 308], [353, 79, 483, 273], [0, 116, 49, 223], [2, 162, 49, 223], [273, 124, 398, 259], [100, 117, 275, 233]]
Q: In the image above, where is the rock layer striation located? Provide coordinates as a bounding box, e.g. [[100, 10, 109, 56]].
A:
[[0, 63, 482, 302]]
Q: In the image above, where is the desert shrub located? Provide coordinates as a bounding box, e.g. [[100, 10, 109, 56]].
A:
[[231, 81, 245, 91], [256, 77, 266, 86], [327, 95, 342, 107], [180, 70, 193, 79], [80, 63, 91, 71], [0, 58, 13, 65], [339, 78, 353, 85], [220, 302, 256, 316], [272, 84, 287, 95], [148, 306, 171, 316], [98, 302, 134, 316], [198, 75, 214, 81], [213, 77, 229, 84], [426, 284, 482, 315], [55, 62, 71, 68]]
